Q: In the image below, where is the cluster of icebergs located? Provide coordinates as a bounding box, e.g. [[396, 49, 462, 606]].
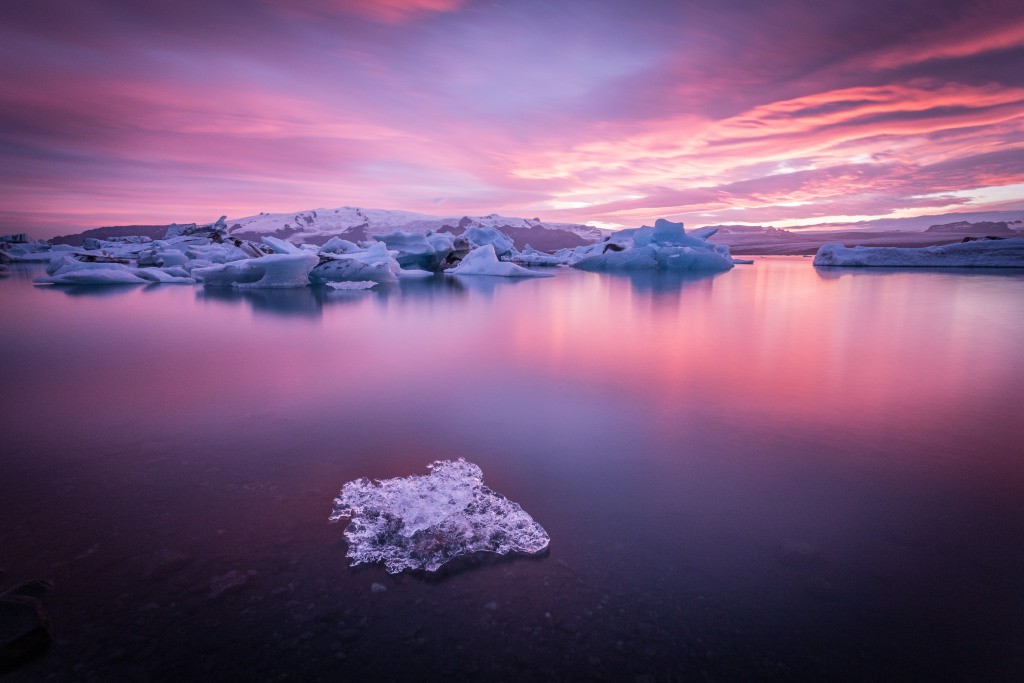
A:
[[2, 216, 743, 288]]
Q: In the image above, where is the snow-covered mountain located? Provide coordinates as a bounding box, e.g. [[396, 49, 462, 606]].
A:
[[224, 207, 603, 251]]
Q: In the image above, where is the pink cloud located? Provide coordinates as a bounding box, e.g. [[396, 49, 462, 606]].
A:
[[263, 0, 466, 23], [2, 0, 1023, 237]]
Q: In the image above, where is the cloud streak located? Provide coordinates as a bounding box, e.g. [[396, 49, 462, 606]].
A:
[[0, 0, 1022, 237]]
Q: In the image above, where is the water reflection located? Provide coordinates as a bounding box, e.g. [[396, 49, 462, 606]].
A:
[[1, 256, 1023, 680], [814, 265, 1024, 279], [444, 273, 534, 297], [36, 282, 143, 298], [191, 277, 475, 317], [197, 285, 342, 318], [599, 268, 724, 295]]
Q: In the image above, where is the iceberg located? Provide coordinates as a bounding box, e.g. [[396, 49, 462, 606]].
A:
[[573, 219, 735, 273], [373, 230, 462, 271], [329, 459, 549, 574], [192, 251, 319, 288], [309, 242, 402, 284], [511, 246, 570, 267], [34, 255, 196, 285], [325, 280, 376, 290], [462, 226, 515, 259], [319, 237, 362, 254], [447, 244, 554, 278], [813, 238, 1024, 267]]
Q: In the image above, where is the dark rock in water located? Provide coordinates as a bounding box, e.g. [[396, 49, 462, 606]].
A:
[[0, 580, 54, 674]]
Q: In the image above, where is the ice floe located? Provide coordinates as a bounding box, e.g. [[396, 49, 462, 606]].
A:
[[373, 230, 467, 271], [462, 226, 515, 259], [573, 219, 735, 272], [192, 243, 319, 288], [813, 238, 1024, 267], [329, 459, 550, 574], [325, 280, 377, 290], [310, 242, 403, 284], [447, 244, 554, 277], [34, 255, 196, 285]]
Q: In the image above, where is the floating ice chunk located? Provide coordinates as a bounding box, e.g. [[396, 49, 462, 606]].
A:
[[184, 243, 252, 264], [320, 237, 362, 254], [261, 235, 303, 254], [325, 280, 376, 290], [36, 255, 196, 284], [153, 250, 189, 267], [813, 238, 1024, 267], [329, 459, 549, 574], [373, 230, 456, 270], [192, 252, 318, 288], [573, 218, 735, 273], [462, 226, 515, 258], [511, 246, 570, 267], [397, 268, 435, 278], [576, 245, 657, 270], [689, 226, 719, 240], [131, 267, 196, 284], [447, 244, 554, 277], [310, 243, 402, 284], [38, 269, 149, 285]]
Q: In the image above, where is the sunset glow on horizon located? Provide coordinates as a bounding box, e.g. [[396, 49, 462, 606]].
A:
[[2, 0, 1023, 238]]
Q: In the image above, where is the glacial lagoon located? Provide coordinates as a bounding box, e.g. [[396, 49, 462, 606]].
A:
[[1, 258, 1022, 680]]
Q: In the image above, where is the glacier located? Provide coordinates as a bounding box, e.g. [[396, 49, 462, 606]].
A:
[[813, 238, 1024, 267], [329, 459, 550, 574]]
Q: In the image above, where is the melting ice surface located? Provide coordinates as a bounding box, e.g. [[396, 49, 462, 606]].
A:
[[329, 459, 550, 574]]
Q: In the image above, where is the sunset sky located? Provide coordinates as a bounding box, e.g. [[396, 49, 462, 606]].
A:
[[2, 0, 1023, 238]]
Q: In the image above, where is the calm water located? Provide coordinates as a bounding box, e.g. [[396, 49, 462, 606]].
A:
[[1, 258, 1022, 681]]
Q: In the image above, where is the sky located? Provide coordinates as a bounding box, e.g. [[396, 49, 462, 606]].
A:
[[1, 0, 1023, 238]]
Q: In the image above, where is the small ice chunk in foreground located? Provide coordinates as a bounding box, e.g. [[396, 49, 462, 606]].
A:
[[329, 459, 550, 573]]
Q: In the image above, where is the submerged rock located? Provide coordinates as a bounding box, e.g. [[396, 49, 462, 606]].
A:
[[0, 580, 54, 674]]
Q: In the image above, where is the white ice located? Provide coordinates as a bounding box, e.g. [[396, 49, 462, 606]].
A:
[[574, 219, 735, 273], [813, 238, 1024, 267], [447, 244, 554, 277], [309, 242, 402, 284], [34, 255, 195, 285], [192, 251, 319, 288], [511, 246, 569, 267], [325, 280, 377, 290], [329, 459, 550, 574], [462, 226, 515, 259]]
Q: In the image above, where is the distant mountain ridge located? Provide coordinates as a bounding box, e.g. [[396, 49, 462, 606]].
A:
[[224, 207, 603, 251], [51, 225, 168, 246], [925, 220, 1013, 234]]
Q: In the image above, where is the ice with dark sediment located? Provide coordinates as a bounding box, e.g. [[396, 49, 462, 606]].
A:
[[329, 459, 550, 574], [573, 219, 735, 272]]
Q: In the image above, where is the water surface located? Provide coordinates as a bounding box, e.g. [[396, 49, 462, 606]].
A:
[[1, 258, 1022, 680]]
